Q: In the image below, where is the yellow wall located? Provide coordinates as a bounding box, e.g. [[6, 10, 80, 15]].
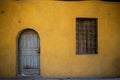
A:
[[0, 0, 120, 78]]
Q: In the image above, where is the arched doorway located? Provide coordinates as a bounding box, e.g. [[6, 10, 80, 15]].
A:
[[18, 29, 40, 76]]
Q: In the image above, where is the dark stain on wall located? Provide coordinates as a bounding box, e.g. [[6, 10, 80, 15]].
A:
[[18, 20, 21, 23], [1, 11, 4, 14], [15, 0, 20, 1]]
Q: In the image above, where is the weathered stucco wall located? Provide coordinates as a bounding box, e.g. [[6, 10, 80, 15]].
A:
[[0, 0, 120, 78]]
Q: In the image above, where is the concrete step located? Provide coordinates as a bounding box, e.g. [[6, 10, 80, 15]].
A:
[[0, 77, 120, 80]]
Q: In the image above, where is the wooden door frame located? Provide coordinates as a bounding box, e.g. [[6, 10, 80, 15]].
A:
[[16, 28, 40, 77]]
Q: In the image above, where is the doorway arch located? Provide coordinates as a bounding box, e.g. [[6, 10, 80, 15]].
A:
[[18, 29, 40, 76]]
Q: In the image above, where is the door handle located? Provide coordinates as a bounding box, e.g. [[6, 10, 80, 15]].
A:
[[37, 49, 40, 53]]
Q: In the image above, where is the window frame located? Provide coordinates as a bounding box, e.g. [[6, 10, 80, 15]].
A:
[[76, 17, 98, 55]]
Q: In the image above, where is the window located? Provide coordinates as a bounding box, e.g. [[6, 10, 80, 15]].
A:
[[76, 18, 98, 54]]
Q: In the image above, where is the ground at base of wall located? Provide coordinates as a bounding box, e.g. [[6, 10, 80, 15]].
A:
[[0, 77, 120, 80]]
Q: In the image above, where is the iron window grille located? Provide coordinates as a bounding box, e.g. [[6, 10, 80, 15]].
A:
[[76, 18, 98, 54]]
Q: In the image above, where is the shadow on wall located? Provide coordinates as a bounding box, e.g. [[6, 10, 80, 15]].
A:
[[0, 44, 10, 60], [101, 0, 120, 2], [113, 56, 120, 73], [0, 44, 10, 75], [112, 39, 120, 72], [55, 0, 120, 2]]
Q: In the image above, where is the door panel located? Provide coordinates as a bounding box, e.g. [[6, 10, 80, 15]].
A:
[[18, 29, 40, 76]]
